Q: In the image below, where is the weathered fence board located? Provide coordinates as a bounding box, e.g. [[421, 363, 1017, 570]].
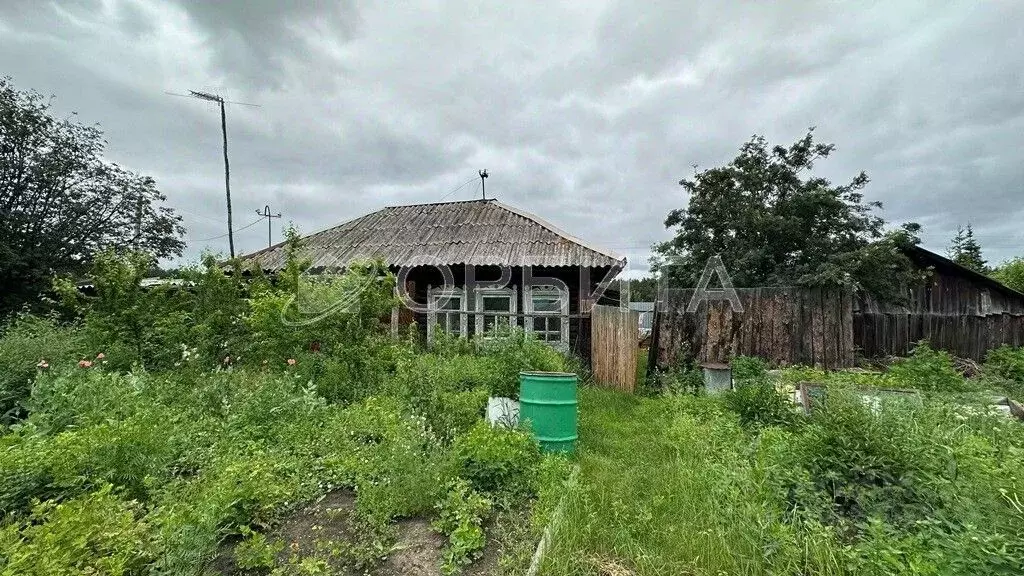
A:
[[651, 287, 855, 370], [590, 305, 638, 392]]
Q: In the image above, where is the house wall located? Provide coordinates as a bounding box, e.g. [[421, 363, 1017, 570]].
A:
[[394, 264, 618, 361]]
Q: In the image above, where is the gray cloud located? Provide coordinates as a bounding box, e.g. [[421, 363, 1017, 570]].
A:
[[1, 0, 1021, 273]]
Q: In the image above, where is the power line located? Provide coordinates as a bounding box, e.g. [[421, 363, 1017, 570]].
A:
[[195, 217, 263, 243]]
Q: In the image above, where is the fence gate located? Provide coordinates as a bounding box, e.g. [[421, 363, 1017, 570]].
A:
[[590, 305, 639, 392]]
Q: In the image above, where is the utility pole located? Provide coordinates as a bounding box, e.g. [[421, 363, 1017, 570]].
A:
[[187, 90, 234, 258], [255, 205, 282, 248], [177, 90, 259, 258], [478, 169, 488, 200]]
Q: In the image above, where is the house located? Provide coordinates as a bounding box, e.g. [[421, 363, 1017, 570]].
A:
[[235, 199, 626, 355], [629, 302, 655, 336], [854, 245, 1024, 359]]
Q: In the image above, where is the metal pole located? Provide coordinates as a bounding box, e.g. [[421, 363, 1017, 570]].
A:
[[255, 205, 282, 248], [220, 99, 234, 259]]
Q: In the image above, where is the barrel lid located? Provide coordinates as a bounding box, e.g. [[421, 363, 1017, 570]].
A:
[[519, 371, 578, 377]]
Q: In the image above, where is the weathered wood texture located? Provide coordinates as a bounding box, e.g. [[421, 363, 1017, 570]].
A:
[[854, 270, 1024, 360], [590, 305, 639, 392], [651, 287, 855, 370]]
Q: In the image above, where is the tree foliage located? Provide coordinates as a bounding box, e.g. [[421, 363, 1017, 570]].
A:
[[0, 77, 185, 315], [990, 257, 1024, 293], [948, 224, 988, 273], [653, 130, 925, 301]]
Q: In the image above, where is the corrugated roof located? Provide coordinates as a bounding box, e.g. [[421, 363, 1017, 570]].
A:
[[235, 199, 626, 271]]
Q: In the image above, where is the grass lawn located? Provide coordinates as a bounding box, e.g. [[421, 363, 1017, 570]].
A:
[[541, 387, 786, 576], [540, 380, 1024, 576]]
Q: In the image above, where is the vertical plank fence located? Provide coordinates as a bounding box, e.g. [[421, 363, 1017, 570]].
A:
[[650, 287, 855, 370], [590, 305, 639, 392]]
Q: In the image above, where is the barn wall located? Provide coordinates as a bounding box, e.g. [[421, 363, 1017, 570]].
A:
[[854, 269, 1024, 360]]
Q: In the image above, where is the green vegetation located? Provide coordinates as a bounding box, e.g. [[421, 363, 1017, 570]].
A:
[[990, 257, 1024, 293], [0, 247, 572, 575], [654, 130, 926, 302], [543, 351, 1024, 576]]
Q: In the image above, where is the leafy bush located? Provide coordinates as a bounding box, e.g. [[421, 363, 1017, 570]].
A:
[[432, 479, 493, 575], [722, 356, 797, 428], [0, 485, 152, 576], [887, 341, 971, 392], [984, 344, 1024, 399], [472, 328, 572, 399], [0, 314, 85, 424], [234, 527, 285, 570], [450, 421, 542, 496]]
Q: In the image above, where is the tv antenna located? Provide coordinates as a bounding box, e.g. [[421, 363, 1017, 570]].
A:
[[255, 205, 283, 248], [168, 89, 260, 258], [478, 169, 488, 200]]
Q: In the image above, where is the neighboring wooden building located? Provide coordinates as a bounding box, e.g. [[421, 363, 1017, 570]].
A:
[[235, 199, 625, 356], [649, 245, 1024, 370], [854, 245, 1024, 359]]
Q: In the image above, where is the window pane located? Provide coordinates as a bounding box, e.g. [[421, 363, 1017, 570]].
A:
[[438, 296, 461, 311], [533, 317, 545, 331], [532, 296, 560, 313], [483, 295, 511, 312], [548, 316, 561, 331]]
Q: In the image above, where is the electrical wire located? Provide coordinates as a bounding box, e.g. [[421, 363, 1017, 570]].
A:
[[195, 217, 263, 242]]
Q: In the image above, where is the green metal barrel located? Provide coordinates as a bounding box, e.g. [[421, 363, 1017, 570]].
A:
[[519, 371, 578, 454]]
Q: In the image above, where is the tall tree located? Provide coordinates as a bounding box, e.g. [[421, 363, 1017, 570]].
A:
[[948, 224, 987, 272], [0, 77, 184, 314], [653, 130, 924, 302]]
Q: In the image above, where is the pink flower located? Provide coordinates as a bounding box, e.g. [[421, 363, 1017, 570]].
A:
[[287, 358, 297, 366], [96, 352, 105, 360], [36, 359, 49, 370], [78, 360, 93, 369]]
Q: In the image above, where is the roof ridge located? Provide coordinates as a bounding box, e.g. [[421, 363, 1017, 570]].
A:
[[490, 199, 625, 263]]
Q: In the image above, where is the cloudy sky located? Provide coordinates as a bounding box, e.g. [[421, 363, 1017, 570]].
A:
[[2, 0, 1022, 274]]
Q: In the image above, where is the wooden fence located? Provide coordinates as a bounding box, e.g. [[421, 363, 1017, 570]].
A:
[[590, 305, 639, 392], [650, 287, 855, 370]]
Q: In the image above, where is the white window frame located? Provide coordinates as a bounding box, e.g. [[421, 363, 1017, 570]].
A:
[[524, 285, 569, 348], [474, 286, 518, 337], [427, 286, 467, 340]]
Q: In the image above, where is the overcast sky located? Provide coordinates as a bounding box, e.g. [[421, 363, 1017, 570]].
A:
[[2, 1, 1022, 275]]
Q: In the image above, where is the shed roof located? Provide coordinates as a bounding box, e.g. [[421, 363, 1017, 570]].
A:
[[906, 245, 1024, 300], [235, 199, 625, 271]]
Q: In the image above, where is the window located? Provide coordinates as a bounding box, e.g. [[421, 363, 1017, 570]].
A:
[[475, 287, 517, 337], [427, 287, 467, 339], [525, 285, 568, 347]]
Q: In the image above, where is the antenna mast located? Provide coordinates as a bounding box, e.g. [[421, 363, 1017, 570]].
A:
[[478, 169, 488, 200], [176, 89, 260, 258], [255, 205, 283, 248]]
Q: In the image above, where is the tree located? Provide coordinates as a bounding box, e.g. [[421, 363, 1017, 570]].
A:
[[991, 258, 1024, 293], [0, 77, 184, 314], [616, 276, 659, 301], [653, 130, 924, 302], [948, 224, 987, 273]]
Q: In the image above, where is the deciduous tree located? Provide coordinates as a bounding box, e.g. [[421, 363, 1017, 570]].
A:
[[653, 130, 924, 301], [0, 77, 184, 314]]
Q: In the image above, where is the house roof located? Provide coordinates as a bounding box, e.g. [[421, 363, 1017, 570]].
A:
[[235, 199, 626, 271], [905, 245, 1024, 300]]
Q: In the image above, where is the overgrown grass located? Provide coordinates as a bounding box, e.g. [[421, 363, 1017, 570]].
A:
[[542, 381, 1024, 576]]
